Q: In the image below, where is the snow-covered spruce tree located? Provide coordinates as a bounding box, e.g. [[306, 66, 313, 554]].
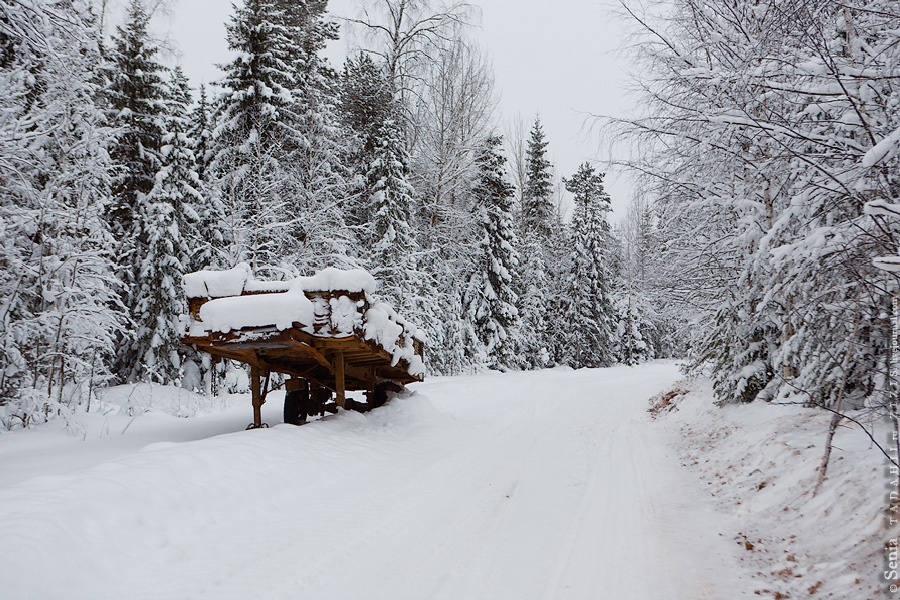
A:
[[189, 83, 213, 186], [522, 117, 554, 241], [515, 117, 556, 367], [613, 295, 655, 366], [560, 163, 615, 368], [211, 0, 301, 273], [132, 67, 203, 384], [340, 52, 395, 227], [280, 0, 358, 272], [516, 237, 550, 369], [187, 82, 224, 273], [0, 0, 124, 427], [462, 136, 521, 370], [367, 118, 419, 310], [103, 0, 168, 381]]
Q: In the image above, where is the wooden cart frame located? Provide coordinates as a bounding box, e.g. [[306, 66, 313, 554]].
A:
[[183, 289, 424, 428]]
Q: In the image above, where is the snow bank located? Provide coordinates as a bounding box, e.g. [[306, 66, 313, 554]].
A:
[[100, 383, 222, 419], [654, 378, 891, 599]]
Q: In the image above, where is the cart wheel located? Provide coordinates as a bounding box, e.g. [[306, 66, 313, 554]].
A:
[[370, 381, 404, 409], [284, 388, 308, 425], [309, 387, 332, 416]]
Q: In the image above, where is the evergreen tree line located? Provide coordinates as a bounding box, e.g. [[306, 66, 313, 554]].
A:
[[0, 0, 672, 428], [615, 0, 900, 411]]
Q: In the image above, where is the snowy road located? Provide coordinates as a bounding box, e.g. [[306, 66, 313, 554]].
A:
[[0, 363, 753, 599]]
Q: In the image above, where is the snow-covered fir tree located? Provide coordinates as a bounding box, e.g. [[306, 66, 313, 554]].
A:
[[189, 83, 214, 185], [522, 117, 554, 241], [132, 67, 203, 384], [187, 82, 223, 272], [211, 0, 301, 273], [463, 136, 521, 370], [613, 296, 654, 365], [516, 117, 556, 367], [103, 0, 169, 381], [104, 0, 167, 248], [516, 238, 550, 368], [561, 163, 615, 368], [340, 53, 395, 227], [367, 118, 419, 310]]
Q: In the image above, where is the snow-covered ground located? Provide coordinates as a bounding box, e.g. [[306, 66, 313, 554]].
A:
[[654, 378, 893, 599], [0, 362, 883, 599]]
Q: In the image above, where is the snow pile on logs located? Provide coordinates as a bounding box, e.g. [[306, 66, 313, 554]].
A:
[[183, 263, 379, 298], [183, 264, 424, 377], [195, 284, 317, 333]]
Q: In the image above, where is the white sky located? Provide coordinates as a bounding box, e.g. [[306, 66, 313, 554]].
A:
[[152, 0, 635, 220]]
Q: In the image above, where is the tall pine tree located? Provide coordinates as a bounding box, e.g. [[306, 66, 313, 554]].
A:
[[133, 67, 203, 384], [563, 163, 616, 368], [463, 136, 521, 370], [104, 0, 168, 381], [211, 0, 301, 273], [368, 118, 418, 308]]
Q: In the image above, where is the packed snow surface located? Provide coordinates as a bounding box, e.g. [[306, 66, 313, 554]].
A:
[[0, 363, 757, 599], [654, 378, 888, 599]]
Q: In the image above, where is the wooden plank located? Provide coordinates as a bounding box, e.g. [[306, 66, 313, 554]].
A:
[[186, 315, 422, 387], [250, 364, 263, 427], [345, 364, 374, 382], [311, 337, 363, 350], [288, 340, 333, 371], [335, 351, 346, 409]]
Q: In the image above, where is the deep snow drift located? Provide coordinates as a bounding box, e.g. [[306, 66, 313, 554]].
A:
[[1, 364, 763, 599]]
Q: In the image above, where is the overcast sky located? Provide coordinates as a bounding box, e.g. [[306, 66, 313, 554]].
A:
[[153, 0, 635, 220]]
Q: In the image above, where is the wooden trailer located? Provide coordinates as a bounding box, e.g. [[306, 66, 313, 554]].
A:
[[181, 265, 425, 429]]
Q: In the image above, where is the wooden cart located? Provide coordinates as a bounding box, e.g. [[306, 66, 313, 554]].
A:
[[182, 267, 424, 429]]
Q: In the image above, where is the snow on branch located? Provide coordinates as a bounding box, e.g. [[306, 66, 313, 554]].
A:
[[863, 126, 900, 168], [873, 256, 900, 273]]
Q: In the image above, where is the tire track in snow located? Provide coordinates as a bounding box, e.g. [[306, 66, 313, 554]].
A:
[[0, 363, 756, 599]]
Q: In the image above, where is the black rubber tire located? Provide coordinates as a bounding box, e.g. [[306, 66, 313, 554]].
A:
[[370, 381, 404, 410], [284, 389, 308, 425], [309, 387, 331, 416]]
